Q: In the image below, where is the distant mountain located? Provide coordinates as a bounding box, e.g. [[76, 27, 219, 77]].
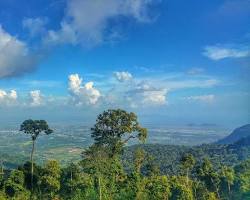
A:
[[229, 135, 250, 148], [216, 124, 250, 144]]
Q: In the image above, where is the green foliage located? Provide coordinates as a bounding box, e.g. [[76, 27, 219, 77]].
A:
[[143, 175, 171, 200], [4, 170, 29, 199], [40, 160, 61, 198], [220, 166, 234, 199], [0, 191, 7, 200], [170, 176, 194, 200], [91, 109, 147, 156], [233, 159, 250, 199], [1, 110, 250, 199], [20, 119, 53, 193], [181, 154, 195, 171], [123, 143, 250, 176], [196, 158, 221, 199], [180, 154, 195, 184], [1, 148, 249, 200], [20, 119, 53, 141]]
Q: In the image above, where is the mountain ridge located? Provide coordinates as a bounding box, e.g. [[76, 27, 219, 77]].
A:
[[216, 124, 250, 144]]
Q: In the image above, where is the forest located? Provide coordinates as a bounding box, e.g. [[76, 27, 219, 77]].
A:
[[0, 109, 249, 200]]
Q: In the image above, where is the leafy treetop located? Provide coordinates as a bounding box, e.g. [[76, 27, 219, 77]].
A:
[[20, 119, 53, 141], [91, 109, 147, 155]]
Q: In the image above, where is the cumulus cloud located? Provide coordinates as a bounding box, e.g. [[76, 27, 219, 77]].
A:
[[114, 71, 133, 82], [68, 74, 101, 105], [23, 17, 48, 37], [29, 90, 44, 107], [184, 94, 215, 103], [126, 82, 167, 107], [44, 0, 159, 46], [0, 25, 39, 78], [203, 45, 250, 60], [0, 89, 18, 106], [110, 72, 219, 108]]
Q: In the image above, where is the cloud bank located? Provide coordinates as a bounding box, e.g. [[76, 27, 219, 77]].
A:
[[0, 71, 221, 109], [0, 89, 18, 106], [0, 26, 38, 78]]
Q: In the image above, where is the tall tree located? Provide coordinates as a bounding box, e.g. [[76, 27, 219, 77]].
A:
[[0, 160, 3, 182], [170, 176, 194, 200], [0, 159, 4, 193], [20, 119, 53, 191], [197, 158, 221, 199], [180, 154, 195, 184], [91, 109, 147, 156], [4, 170, 29, 199], [221, 166, 235, 199], [82, 145, 125, 200], [233, 159, 250, 199], [40, 160, 61, 199]]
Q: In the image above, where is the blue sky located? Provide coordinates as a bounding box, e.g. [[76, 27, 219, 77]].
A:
[[0, 0, 249, 127]]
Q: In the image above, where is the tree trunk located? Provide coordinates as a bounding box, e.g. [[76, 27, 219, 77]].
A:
[[228, 182, 231, 200], [0, 160, 3, 179], [31, 139, 35, 192], [98, 176, 102, 200], [210, 177, 220, 199], [70, 168, 73, 193]]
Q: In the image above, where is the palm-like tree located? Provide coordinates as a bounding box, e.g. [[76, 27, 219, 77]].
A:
[[20, 119, 53, 191]]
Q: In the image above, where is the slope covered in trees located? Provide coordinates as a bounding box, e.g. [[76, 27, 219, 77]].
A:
[[216, 124, 250, 144], [123, 141, 250, 175], [0, 109, 249, 200]]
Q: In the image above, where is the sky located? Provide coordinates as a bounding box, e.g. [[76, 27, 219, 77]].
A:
[[0, 0, 249, 127]]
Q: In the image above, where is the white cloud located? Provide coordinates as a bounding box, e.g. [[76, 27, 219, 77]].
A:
[[45, 22, 78, 45], [114, 71, 133, 82], [107, 72, 219, 108], [126, 82, 167, 107], [44, 0, 158, 46], [0, 25, 38, 78], [29, 90, 44, 107], [203, 45, 249, 60], [23, 17, 48, 37], [0, 89, 18, 106], [184, 94, 215, 103], [68, 74, 101, 105]]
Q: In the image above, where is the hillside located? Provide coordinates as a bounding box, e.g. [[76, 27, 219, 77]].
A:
[[229, 135, 250, 148], [216, 124, 250, 144], [123, 138, 250, 175]]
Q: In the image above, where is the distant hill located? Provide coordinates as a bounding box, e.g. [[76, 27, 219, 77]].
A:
[[229, 135, 250, 148], [216, 124, 250, 144], [123, 125, 250, 175], [123, 137, 250, 175]]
